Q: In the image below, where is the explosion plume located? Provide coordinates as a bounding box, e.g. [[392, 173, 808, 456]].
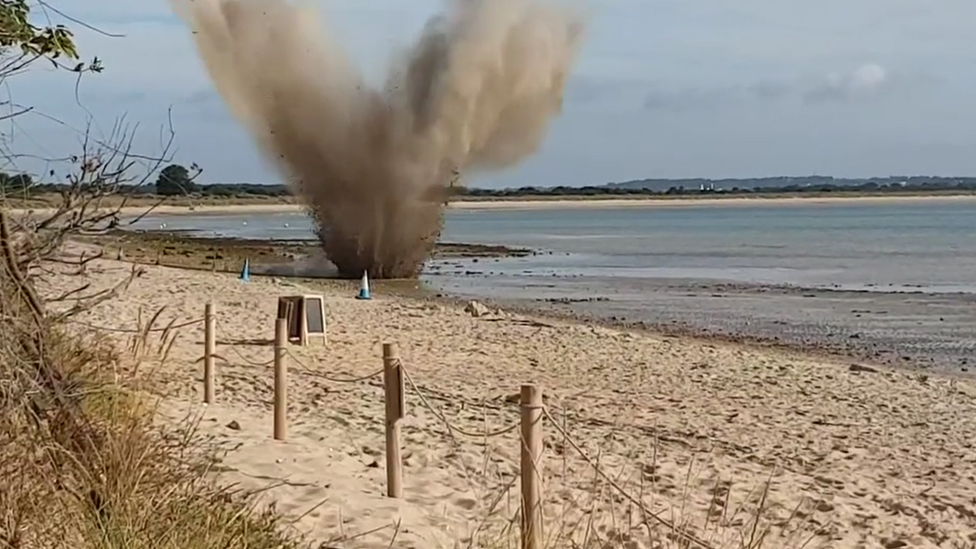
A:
[[171, 0, 584, 278]]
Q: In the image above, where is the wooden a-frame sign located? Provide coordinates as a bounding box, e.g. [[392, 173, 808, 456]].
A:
[[276, 295, 327, 346]]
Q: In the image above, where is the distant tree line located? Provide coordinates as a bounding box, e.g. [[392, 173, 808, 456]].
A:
[[0, 172, 34, 194], [3, 164, 976, 199], [459, 179, 976, 198]]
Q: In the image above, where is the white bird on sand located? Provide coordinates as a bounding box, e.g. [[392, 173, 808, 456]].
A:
[[283, 222, 290, 228], [242, 221, 248, 226]]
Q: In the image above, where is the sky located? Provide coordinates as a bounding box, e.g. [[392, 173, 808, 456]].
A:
[[10, 0, 976, 188]]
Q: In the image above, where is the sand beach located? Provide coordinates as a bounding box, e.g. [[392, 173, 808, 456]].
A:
[[46, 252, 976, 549], [13, 192, 976, 221]]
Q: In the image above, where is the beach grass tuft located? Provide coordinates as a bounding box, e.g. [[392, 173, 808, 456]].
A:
[[0, 257, 305, 549]]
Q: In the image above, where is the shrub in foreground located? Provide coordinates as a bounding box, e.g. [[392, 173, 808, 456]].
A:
[[0, 308, 303, 549]]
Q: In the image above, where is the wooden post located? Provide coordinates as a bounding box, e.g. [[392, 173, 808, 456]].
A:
[[383, 343, 404, 498], [273, 318, 288, 441], [204, 303, 216, 404], [520, 384, 543, 549]]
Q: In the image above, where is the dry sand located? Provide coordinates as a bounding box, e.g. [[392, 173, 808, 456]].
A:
[[156, 193, 976, 215], [49, 256, 976, 548], [17, 193, 976, 220]]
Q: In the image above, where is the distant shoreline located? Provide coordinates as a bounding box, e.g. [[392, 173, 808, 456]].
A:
[[142, 192, 976, 216], [8, 191, 976, 218], [449, 193, 976, 210]]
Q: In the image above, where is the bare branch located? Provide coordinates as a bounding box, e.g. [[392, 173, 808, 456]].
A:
[[0, 105, 33, 122], [0, 0, 194, 334], [33, 1, 125, 39]]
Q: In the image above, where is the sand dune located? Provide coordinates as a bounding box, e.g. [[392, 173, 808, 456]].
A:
[[50, 257, 976, 548]]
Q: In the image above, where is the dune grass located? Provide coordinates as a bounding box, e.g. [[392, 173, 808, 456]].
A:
[[0, 267, 306, 549]]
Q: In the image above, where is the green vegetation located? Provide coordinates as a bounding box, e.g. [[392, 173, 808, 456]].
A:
[[0, 172, 33, 194], [155, 164, 196, 196], [0, 0, 85, 60], [462, 175, 976, 198], [8, 162, 976, 202]]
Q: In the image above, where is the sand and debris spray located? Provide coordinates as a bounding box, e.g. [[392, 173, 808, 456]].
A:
[[170, 0, 583, 278]]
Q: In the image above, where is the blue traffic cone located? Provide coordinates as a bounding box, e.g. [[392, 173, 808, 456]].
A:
[[239, 258, 250, 282], [356, 271, 371, 300]]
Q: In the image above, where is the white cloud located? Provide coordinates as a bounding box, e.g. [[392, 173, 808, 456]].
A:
[[641, 63, 923, 111], [803, 63, 891, 103]]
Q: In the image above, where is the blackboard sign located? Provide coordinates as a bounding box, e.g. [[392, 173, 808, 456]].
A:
[[276, 295, 327, 345], [306, 297, 325, 335], [277, 297, 302, 341]]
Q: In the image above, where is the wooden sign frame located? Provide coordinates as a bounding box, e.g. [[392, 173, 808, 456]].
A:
[[276, 295, 327, 346]]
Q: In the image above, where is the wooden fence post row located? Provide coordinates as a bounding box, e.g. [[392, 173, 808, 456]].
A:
[[201, 304, 290, 442], [377, 341, 543, 549], [204, 322, 545, 549]]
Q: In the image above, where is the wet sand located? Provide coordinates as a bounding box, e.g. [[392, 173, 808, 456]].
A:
[[431, 271, 976, 375], [90, 231, 976, 375], [92, 228, 976, 375], [77, 230, 530, 277]]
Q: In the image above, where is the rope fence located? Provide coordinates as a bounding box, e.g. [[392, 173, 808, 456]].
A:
[[80, 301, 714, 549], [285, 350, 385, 384], [69, 316, 205, 334]]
